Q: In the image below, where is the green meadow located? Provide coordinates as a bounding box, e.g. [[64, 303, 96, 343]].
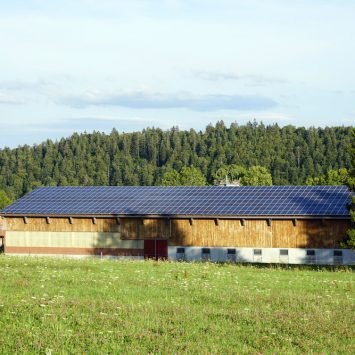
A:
[[0, 256, 354, 354]]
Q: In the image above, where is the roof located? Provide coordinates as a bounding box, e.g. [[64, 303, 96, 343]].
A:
[[0, 185, 350, 218]]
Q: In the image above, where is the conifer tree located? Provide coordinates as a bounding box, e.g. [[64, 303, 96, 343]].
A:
[[342, 129, 355, 249], [0, 122, 352, 199]]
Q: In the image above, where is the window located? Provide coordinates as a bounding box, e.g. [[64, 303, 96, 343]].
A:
[[176, 247, 185, 261], [279, 249, 289, 263], [202, 248, 211, 261], [333, 250, 343, 265], [306, 250, 316, 264], [227, 249, 236, 262], [253, 249, 262, 262]]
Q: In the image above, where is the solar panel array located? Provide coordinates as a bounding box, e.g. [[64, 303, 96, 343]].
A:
[[0, 185, 350, 217]]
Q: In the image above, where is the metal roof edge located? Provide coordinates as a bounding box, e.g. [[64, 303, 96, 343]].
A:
[[0, 213, 350, 220]]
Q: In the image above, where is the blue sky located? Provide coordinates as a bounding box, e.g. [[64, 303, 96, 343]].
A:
[[0, 0, 354, 148]]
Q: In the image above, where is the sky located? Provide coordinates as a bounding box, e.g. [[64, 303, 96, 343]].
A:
[[0, 0, 354, 148]]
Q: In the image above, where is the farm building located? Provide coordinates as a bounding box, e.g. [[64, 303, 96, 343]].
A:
[[0, 185, 354, 265]]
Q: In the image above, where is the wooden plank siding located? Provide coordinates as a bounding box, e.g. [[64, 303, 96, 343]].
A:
[[121, 218, 170, 239], [171, 219, 349, 248], [170, 219, 273, 248], [0, 216, 4, 237], [3, 217, 350, 248], [121, 218, 349, 248], [119, 218, 349, 248], [5, 217, 120, 233]]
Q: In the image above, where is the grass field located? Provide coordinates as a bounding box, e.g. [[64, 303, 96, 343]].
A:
[[0, 256, 354, 354]]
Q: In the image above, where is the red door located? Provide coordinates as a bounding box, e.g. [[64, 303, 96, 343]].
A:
[[144, 240, 168, 260]]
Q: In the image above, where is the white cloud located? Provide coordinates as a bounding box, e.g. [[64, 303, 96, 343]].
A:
[[0, 92, 23, 105], [59, 90, 277, 111], [196, 71, 289, 86], [0, 0, 354, 148]]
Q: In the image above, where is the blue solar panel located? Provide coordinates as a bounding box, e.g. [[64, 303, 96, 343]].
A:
[[0, 185, 350, 217]]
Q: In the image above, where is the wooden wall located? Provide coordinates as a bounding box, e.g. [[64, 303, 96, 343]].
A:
[[5, 231, 141, 248], [169, 219, 349, 248], [0, 216, 4, 237], [121, 217, 349, 248], [3, 216, 350, 248], [121, 218, 169, 239], [5, 217, 120, 233]]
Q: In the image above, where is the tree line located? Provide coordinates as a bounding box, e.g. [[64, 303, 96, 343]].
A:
[[0, 121, 353, 204]]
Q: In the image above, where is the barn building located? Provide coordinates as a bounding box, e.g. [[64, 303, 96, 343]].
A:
[[0, 185, 354, 265]]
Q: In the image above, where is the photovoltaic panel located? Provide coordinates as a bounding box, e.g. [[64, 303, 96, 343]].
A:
[[0, 185, 350, 217]]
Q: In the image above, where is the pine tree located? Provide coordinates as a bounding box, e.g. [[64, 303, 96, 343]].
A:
[[342, 129, 355, 249], [0, 190, 11, 209], [0, 122, 352, 199]]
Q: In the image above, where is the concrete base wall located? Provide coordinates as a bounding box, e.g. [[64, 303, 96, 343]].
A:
[[168, 246, 355, 265]]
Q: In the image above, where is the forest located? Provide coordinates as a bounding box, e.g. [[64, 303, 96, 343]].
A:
[[0, 121, 353, 202]]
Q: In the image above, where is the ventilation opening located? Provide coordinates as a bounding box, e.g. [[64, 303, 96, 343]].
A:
[[253, 249, 262, 263], [227, 248, 236, 262], [202, 248, 211, 261], [279, 249, 289, 263], [176, 247, 185, 261], [306, 250, 316, 264], [333, 250, 343, 265]]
